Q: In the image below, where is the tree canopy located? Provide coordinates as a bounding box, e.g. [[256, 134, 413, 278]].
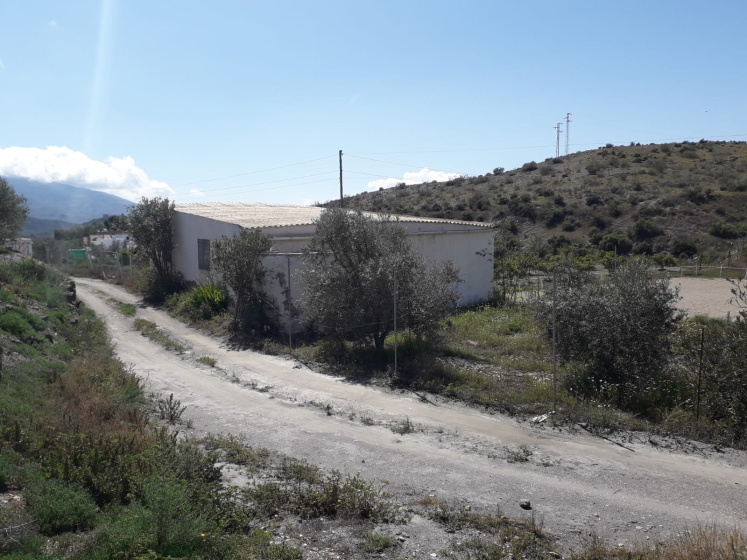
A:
[[547, 259, 682, 412], [127, 197, 175, 280], [211, 228, 273, 329], [0, 177, 30, 241], [298, 208, 460, 351]]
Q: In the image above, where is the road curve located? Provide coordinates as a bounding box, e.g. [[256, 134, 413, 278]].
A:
[[74, 278, 747, 550]]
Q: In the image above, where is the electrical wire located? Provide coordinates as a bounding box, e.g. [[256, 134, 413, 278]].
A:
[[170, 155, 336, 188]]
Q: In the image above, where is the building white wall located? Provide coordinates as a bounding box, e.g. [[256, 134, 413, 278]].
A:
[[172, 211, 494, 333]]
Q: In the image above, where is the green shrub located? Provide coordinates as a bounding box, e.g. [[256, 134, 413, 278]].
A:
[[598, 233, 632, 255], [0, 453, 11, 490], [133, 266, 184, 303], [24, 477, 98, 535], [670, 236, 698, 257], [630, 218, 664, 240], [521, 161, 538, 172], [709, 221, 745, 239], [186, 283, 228, 319]]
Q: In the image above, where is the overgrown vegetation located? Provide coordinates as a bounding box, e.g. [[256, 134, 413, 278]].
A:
[[0, 177, 30, 241], [210, 228, 273, 330], [335, 140, 747, 268], [298, 208, 460, 351]]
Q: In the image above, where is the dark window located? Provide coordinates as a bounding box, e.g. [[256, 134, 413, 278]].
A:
[[198, 239, 211, 270]]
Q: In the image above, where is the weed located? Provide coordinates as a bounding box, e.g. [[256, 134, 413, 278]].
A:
[[108, 298, 137, 316], [23, 476, 98, 536], [134, 318, 186, 352], [390, 417, 415, 435], [157, 393, 186, 424], [196, 355, 217, 367], [505, 444, 533, 464], [360, 532, 399, 552]]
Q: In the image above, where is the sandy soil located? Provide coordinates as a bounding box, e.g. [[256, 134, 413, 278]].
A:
[[674, 277, 743, 319], [74, 278, 747, 555]]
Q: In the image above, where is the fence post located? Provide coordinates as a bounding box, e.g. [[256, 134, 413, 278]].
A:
[[720, 265, 723, 278], [696, 327, 704, 421]]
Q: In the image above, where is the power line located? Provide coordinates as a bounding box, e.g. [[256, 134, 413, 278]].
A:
[[193, 177, 336, 200], [346, 154, 431, 169], [170, 155, 336, 188], [172, 171, 335, 197]]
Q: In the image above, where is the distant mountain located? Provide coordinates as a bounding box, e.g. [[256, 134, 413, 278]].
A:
[[21, 217, 78, 238], [6, 177, 132, 224]]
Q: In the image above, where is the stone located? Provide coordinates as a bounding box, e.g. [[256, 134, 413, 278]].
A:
[[519, 498, 532, 510]]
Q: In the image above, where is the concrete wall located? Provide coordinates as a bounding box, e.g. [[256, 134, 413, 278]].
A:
[[172, 211, 494, 333]]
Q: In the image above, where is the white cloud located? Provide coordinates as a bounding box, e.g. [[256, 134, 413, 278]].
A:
[[366, 167, 462, 191], [48, 20, 58, 28], [0, 58, 5, 69], [0, 146, 173, 202], [189, 188, 205, 197]]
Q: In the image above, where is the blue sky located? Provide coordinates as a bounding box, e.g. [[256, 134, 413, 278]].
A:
[[1, 1, 746, 205]]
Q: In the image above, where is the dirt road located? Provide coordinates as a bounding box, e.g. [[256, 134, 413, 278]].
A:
[[75, 278, 746, 551]]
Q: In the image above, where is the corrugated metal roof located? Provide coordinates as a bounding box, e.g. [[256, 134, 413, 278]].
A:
[[175, 202, 492, 229]]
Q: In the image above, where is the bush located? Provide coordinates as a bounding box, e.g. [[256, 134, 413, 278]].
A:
[[133, 266, 184, 303], [24, 477, 98, 535], [598, 233, 632, 255], [521, 161, 538, 172], [630, 218, 664, 241], [546, 260, 682, 413], [186, 283, 228, 319], [709, 221, 745, 239], [670, 236, 698, 257]]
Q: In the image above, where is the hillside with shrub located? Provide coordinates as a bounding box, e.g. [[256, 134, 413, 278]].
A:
[[336, 140, 747, 265]]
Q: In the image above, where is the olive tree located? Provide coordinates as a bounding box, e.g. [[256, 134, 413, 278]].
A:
[[298, 208, 460, 351], [0, 177, 29, 241], [127, 197, 175, 280], [211, 228, 273, 330], [547, 259, 682, 412], [127, 197, 180, 301]]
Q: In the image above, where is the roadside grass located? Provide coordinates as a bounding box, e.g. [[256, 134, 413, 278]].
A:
[[197, 355, 217, 367], [573, 525, 747, 560], [133, 318, 186, 352], [444, 304, 553, 373], [107, 297, 136, 316]]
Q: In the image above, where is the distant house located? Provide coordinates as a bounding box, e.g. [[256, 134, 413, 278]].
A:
[[172, 203, 494, 332], [85, 232, 133, 249], [2, 238, 33, 257]]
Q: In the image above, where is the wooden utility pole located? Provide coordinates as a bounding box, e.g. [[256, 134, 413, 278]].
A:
[[339, 150, 344, 207]]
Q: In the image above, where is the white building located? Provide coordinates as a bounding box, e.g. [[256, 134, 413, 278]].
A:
[[172, 203, 494, 332], [87, 232, 133, 249]]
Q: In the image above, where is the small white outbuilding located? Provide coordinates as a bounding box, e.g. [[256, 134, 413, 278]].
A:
[[172, 203, 494, 331]]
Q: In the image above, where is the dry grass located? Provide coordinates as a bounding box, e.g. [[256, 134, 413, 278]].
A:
[[575, 525, 747, 560]]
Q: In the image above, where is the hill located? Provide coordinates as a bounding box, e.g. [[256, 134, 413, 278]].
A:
[[20, 217, 79, 237], [5, 176, 131, 225], [335, 140, 747, 264]]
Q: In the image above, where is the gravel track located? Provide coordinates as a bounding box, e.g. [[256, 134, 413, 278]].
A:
[[74, 278, 747, 553]]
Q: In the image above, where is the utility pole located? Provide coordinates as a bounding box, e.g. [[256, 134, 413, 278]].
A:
[[339, 150, 344, 208], [565, 113, 572, 155], [554, 123, 563, 158]]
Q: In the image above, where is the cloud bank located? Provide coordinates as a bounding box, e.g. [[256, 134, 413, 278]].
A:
[[0, 146, 173, 202], [366, 167, 462, 191]]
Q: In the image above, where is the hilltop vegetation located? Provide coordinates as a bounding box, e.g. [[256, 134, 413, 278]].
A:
[[337, 140, 747, 264]]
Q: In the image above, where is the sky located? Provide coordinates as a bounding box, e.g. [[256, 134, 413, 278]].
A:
[[1, 1, 746, 206]]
